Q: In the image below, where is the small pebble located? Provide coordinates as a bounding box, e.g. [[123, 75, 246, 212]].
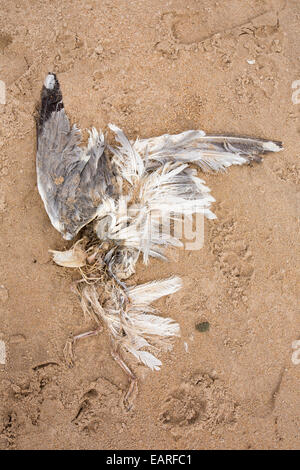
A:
[[95, 44, 103, 55], [195, 321, 210, 332]]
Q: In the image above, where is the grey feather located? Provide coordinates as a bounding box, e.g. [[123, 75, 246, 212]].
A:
[[134, 131, 283, 172]]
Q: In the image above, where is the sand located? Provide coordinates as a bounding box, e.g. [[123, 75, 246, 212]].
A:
[[0, 0, 299, 450]]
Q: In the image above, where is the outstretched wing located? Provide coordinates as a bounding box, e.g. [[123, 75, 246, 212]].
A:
[[36, 73, 114, 240], [133, 130, 283, 172], [101, 125, 283, 267]]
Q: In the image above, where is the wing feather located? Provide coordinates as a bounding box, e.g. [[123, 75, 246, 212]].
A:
[[36, 74, 114, 240], [133, 131, 282, 172]]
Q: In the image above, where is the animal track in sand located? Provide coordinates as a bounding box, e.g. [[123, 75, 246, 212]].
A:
[[209, 215, 254, 306], [239, 19, 283, 56], [155, 9, 283, 74], [160, 6, 271, 45], [0, 33, 12, 51], [72, 377, 123, 435], [159, 372, 238, 432], [171, 13, 216, 45], [273, 163, 300, 186], [0, 409, 18, 449], [0, 362, 63, 448]]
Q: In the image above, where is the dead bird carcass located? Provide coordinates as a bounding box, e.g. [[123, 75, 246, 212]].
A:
[[36, 73, 282, 409]]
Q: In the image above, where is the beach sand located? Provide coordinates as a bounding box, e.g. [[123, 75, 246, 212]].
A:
[[0, 0, 299, 449]]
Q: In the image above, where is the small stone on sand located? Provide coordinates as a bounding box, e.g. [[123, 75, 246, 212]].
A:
[[195, 321, 210, 332]]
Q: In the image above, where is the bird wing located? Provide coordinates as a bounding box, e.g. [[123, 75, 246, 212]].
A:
[[133, 130, 283, 172], [36, 73, 114, 240], [102, 125, 283, 267]]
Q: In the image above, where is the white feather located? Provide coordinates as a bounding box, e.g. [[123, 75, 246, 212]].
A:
[[125, 347, 162, 371], [263, 141, 282, 152], [108, 123, 144, 184], [128, 276, 182, 306], [125, 313, 180, 337]]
